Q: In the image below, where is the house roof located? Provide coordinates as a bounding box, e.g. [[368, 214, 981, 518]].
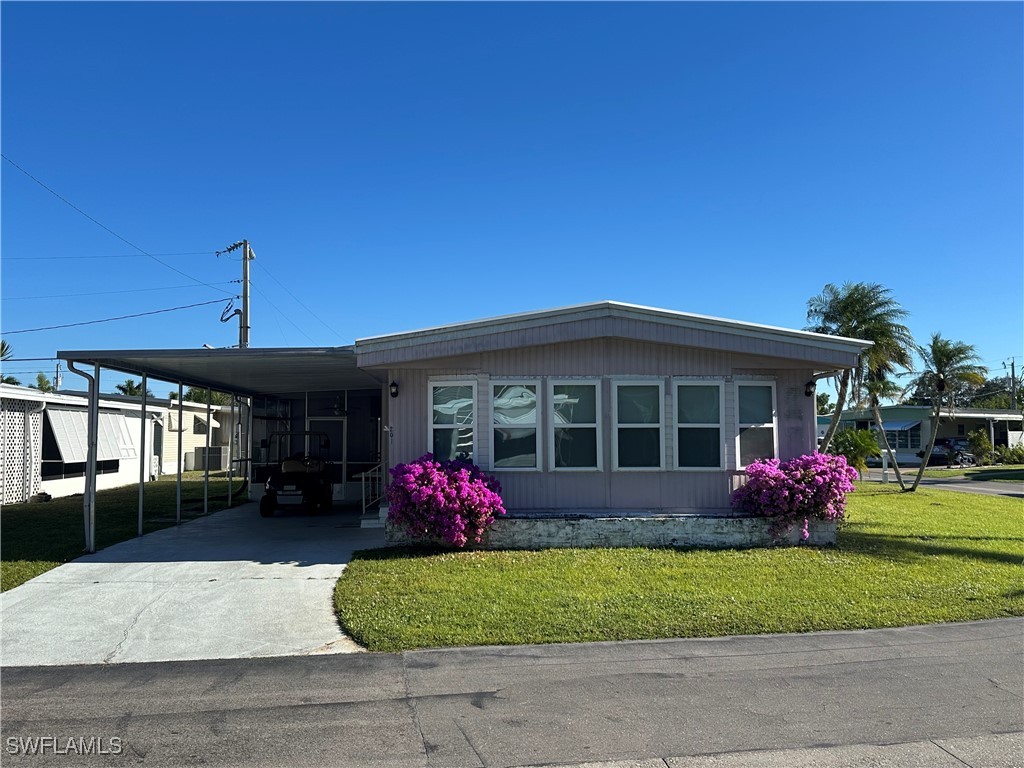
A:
[[355, 300, 873, 368], [55, 347, 383, 397], [839, 405, 1023, 422], [0, 383, 165, 413]]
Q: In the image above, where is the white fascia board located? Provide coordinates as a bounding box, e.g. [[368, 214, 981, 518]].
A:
[[1, 384, 169, 416], [355, 300, 873, 357]]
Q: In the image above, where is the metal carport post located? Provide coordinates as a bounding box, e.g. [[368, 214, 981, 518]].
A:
[[176, 382, 183, 524], [67, 361, 100, 554], [138, 374, 147, 537]]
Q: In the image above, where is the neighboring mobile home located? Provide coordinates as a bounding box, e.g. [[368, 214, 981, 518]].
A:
[[0, 385, 235, 504], [1, 384, 160, 504], [835, 405, 1024, 466]]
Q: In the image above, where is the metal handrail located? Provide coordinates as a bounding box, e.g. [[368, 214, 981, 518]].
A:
[[355, 462, 385, 514]]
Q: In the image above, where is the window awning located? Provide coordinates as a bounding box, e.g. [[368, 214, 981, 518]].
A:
[[195, 414, 221, 428], [877, 420, 921, 431], [45, 408, 138, 462]]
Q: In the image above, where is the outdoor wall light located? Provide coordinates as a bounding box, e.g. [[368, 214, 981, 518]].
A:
[[389, 381, 399, 398], [804, 381, 815, 397]]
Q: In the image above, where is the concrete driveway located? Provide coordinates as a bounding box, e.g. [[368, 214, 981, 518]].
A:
[[0, 503, 385, 666]]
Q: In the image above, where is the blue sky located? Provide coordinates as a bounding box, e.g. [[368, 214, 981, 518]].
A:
[[2, 2, 1021, 396]]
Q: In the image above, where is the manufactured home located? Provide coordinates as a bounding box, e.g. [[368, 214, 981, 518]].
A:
[[56, 302, 871, 547]]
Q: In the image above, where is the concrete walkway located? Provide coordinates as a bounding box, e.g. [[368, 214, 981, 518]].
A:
[[0, 503, 385, 666]]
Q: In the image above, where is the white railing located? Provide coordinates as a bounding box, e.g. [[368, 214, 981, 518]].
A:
[[356, 462, 385, 514]]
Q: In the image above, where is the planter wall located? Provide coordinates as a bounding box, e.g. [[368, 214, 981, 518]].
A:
[[384, 511, 837, 549]]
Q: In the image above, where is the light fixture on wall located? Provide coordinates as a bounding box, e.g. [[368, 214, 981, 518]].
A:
[[804, 381, 815, 397], [389, 381, 399, 398]]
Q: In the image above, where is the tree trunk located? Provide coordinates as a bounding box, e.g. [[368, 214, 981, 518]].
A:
[[818, 370, 851, 453], [871, 401, 906, 490], [908, 401, 942, 492]]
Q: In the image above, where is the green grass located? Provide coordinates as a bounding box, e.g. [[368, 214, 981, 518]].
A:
[[1, 475, 246, 591], [921, 464, 1024, 482], [334, 486, 1024, 652]]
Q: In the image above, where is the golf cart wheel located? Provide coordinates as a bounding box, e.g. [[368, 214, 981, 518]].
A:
[[259, 495, 276, 518]]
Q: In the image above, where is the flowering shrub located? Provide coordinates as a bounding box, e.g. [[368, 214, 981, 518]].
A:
[[385, 454, 506, 547], [730, 452, 858, 541]]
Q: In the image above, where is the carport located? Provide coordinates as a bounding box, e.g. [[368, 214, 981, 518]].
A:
[[57, 346, 386, 553]]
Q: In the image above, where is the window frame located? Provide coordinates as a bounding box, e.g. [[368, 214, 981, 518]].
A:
[[611, 379, 665, 472], [735, 380, 779, 469], [489, 379, 541, 472], [548, 378, 603, 472], [428, 379, 477, 463], [672, 379, 725, 471]]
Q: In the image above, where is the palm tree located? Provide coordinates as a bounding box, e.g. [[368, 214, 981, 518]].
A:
[[807, 282, 915, 452], [30, 372, 54, 392], [0, 340, 20, 385], [862, 366, 908, 489], [115, 378, 153, 398], [905, 334, 986, 492]]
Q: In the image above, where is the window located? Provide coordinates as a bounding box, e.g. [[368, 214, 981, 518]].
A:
[[737, 383, 777, 467], [430, 381, 475, 462], [550, 381, 601, 470], [194, 415, 208, 435], [675, 382, 723, 469], [491, 382, 539, 470], [884, 425, 921, 450], [612, 381, 664, 470]]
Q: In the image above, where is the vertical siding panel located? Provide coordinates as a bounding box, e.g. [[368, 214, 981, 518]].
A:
[[390, 341, 821, 514]]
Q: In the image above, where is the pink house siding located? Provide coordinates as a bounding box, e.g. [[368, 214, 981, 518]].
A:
[[378, 338, 820, 514]]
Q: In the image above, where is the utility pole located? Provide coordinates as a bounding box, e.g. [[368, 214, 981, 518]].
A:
[[1011, 359, 1017, 411], [218, 240, 255, 348], [241, 240, 253, 349]]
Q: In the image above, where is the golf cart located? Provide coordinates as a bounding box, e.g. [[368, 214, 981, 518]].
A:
[[259, 431, 334, 517]]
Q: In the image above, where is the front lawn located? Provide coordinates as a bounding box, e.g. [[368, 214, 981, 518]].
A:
[[1, 474, 245, 591], [921, 464, 1024, 482], [334, 486, 1024, 652]]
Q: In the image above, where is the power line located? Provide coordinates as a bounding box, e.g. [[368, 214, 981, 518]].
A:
[[251, 260, 342, 340], [2, 297, 237, 335], [5, 252, 214, 260], [5, 280, 240, 301], [249, 281, 318, 345], [1, 155, 233, 296]]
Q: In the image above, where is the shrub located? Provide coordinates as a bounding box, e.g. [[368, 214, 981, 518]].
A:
[[731, 452, 858, 541], [385, 454, 505, 547], [828, 428, 881, 478], [967, 428, 994, 466], [994, 443, 1024, 465]]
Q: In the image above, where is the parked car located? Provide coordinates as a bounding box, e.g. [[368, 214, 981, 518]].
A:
[[259, 431, 334, 517], [927, 437, 975, 467]]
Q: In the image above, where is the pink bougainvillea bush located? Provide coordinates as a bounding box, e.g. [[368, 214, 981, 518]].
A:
[[730, 452, 858, 541], [385, 454, 506, 547]]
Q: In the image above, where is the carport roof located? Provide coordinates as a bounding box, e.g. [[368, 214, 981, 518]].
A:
[[56, 346, 383, 396]]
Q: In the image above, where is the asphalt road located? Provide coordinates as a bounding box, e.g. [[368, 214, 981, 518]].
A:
[[2, 619, 1021, 767]]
